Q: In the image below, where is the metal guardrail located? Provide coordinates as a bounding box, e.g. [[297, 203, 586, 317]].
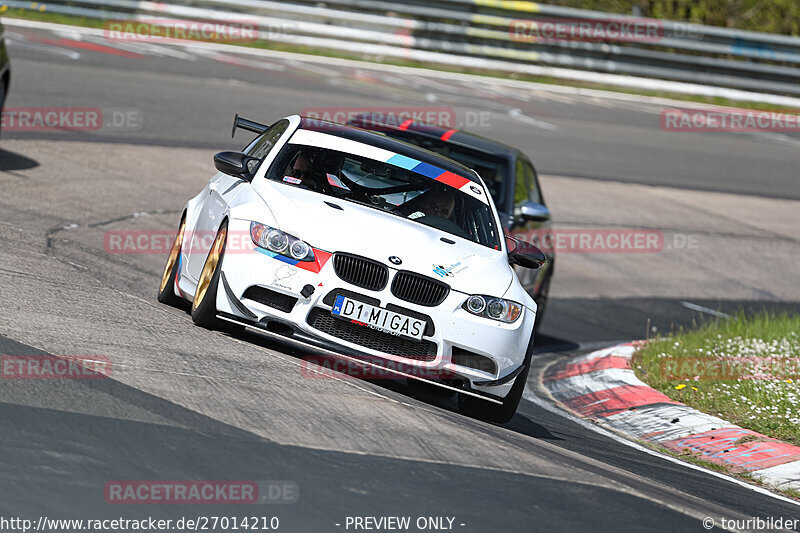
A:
[[12, 0, 800, 97]]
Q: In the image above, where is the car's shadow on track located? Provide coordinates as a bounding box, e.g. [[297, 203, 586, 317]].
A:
[[532, 333, 579, 354], [213, 321, 568, 442], [0, 148, 39, 174]]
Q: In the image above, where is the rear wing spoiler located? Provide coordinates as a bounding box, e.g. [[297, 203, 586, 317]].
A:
[[231, 114, 268, 137]]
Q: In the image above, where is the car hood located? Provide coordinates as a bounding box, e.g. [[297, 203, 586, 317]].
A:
[[254, 182, 512, 296]]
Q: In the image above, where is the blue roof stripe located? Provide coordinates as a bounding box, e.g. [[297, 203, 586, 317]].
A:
[[411, 162, 446, 180], [386, 154, 419, 170]]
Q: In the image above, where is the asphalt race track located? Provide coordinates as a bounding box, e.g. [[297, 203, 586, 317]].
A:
[[2, 21, 800, 532]]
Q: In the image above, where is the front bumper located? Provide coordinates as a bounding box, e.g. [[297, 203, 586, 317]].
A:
[[214, 219, 535, 401], [215, 311, 505, 405]]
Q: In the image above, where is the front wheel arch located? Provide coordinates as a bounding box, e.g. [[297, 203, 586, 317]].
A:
[[458, 331, 535, 424], [157, 211, 188, 307], [190, 218, 229, 328]]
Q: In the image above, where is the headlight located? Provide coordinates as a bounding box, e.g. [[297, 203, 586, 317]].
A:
[[267, 229, 289, 253], [290, 240, 310, 260], [250, 222, 315, 262], [466, 295, 487, 314], [487, 298, 509, 319], [462, 295, 522, 323]]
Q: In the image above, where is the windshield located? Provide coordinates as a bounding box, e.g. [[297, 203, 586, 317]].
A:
[[378, 130, 508, 210], [267, 144, 501, 248]]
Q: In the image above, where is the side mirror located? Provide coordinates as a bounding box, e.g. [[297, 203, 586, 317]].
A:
[[507, 237, 547, 269], [214, 151, 258, 181], [517, 201, 551, 222]]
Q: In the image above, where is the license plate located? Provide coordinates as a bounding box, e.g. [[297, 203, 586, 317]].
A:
[[331, 296, 425, 341]]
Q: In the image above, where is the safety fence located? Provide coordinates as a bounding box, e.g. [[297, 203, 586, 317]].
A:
[[9, 0, 800, 97]]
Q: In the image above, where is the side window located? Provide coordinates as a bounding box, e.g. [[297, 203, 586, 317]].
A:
[[245, 119, 289, 160], [523, 160, 543, 204], [514, 159, 529, 206]]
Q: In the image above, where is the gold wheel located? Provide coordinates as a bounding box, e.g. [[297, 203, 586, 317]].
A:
[[160, 218, 186, 293], [193, 227, 227, 311]]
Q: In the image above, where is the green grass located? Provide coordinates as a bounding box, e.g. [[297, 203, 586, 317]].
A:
[[784, 487, 800, 500], [634, 311, 800, 446], [2, 7, 107, 29], [4, 9, 800, 113]]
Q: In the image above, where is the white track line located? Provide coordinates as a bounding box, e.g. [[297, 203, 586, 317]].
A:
[[681, 301, 732, 319]]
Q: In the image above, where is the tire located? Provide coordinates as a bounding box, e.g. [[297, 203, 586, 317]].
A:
[[157, 215, 187, 307], [457, 335, 534, 424], [190, 221, 228, 328]]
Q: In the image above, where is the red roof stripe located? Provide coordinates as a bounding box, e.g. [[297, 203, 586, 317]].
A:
[[440, 128, 457, 141], [434, 171, 471, 190]]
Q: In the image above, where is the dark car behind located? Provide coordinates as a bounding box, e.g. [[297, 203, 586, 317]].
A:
[[346, 116, 554, 329]]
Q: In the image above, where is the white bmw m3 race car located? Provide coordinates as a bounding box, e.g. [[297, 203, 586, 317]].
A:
[[158, 114, 546, 423]]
